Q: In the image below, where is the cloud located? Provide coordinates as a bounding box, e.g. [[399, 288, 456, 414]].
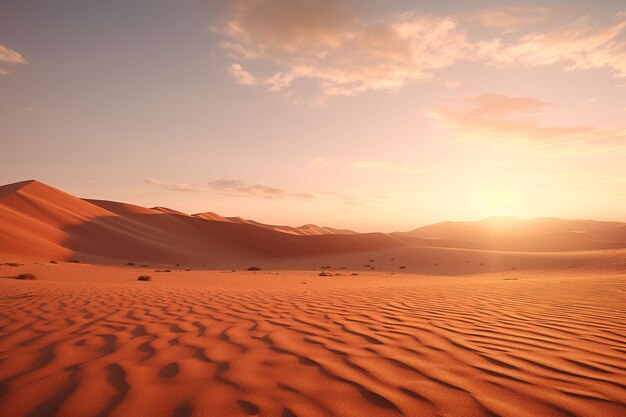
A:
[[143, 178, 207, 192], [0, 43, 27, 75], [350, 160, 427, 174], [470, 6, 551, 30], [0, 43, 27, 64], [491, 15, 626, 78], [145, 176, 368, 206], [429, 94, 626, 152], [215, 1, 477, 100], [215, 4, 626, 100], [309, 157, 339, 166], [228, 63, 257, 85], [209, 178, 315, 199]]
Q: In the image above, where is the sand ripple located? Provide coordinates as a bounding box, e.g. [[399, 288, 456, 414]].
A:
[[1, 275, 625, 417]]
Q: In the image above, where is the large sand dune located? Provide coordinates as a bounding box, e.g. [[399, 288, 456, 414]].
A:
[[2, 180, 625, 270]]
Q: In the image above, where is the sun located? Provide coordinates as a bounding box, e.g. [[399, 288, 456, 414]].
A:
[[480, 187, 521, 218]]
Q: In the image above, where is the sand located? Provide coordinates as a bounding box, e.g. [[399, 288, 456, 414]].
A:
[[1, 179, 626, 416], [1, 261, 625, 417]]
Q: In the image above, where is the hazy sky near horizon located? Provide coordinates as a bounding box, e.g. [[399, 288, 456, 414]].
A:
[[1, 0, 625, 231]]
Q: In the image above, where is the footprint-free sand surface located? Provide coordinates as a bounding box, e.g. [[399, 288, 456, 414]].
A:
[[1, 264, 625, 417]]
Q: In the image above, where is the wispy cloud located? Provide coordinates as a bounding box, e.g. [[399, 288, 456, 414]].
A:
[[144, 176, 368, 205], [0, 43, 27, 64], [491, 15, 626, 78], [309, 157, 339, 166], [214, 3, 626, 100], [350, 160, 427, 175], [470, 6, 552, 30], [0, 43, 27, 76], [429, 94, 626, 152], [228, 63, 257, 85], [143, 178, 207, 192], [209, 178, 315, 199], [214, 1, 477, 100]]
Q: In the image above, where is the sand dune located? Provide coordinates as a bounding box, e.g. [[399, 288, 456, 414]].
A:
[[0, 180, 413, 264], [399, 217, 626, 252], [0, 264, 624, 417]]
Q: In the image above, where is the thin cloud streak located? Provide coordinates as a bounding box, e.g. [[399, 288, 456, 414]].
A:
[[143, 178, 207, 192]]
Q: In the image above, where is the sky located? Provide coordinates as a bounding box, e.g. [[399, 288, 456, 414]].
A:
[[1, 0, 625, 232]]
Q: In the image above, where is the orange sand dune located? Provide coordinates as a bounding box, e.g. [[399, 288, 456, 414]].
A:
[[0, 262, 625, 417], [0, 180, 470, 265]]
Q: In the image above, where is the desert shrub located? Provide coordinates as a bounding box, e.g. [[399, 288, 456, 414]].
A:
[[320, 265, 332, 270], [175, 263, 180, 267], [369, 259, 375, 262], [399, 266, 406, 270], [185, 269, 191, 271], [364, 264, 371, 268], [69, 260, 80, 263], [50, 260, 58, 264], [137, 275, 152, 281], [126, 262, 135, 266], [3, 262, 21, 267], [247, 266, 261, 271], [319, 271, 333, 277], [351, 273, 359, 276], [16, 273, 37, 280]]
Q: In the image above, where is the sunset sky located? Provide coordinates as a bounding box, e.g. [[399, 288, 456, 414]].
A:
[[1, 0, 625, 231]]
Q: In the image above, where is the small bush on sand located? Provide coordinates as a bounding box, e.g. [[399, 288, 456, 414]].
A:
[[126, 262, 135, 266], [369, 259, 375, 263], [247, 266, 261, 271], [50, 260, 58, 264], [321, 265, 332, 270], [137, 275, 152, 281], [399, 266, 406, 270], [364, 264, 371, 268], [319, 271, 333, 277], [3, 262, 21, 267], [69, 260, 80, 263], [16, 273, 37, 280]]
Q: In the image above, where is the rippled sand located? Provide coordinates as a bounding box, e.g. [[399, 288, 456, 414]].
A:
[[1, 268, 625, 417]]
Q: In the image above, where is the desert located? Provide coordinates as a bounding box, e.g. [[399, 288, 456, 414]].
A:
[[1, 180, 625, 417], [2, 1, 626, 415]]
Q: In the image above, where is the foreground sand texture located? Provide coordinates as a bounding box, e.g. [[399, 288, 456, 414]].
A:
[[1, 268, 625, 417]]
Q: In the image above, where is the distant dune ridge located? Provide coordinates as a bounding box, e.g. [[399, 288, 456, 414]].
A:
[[1, 180, 626, 266]]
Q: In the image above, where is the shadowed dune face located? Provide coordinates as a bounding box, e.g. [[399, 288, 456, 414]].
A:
[[0, 273, 625, 417], [0, 180, 469, 265]]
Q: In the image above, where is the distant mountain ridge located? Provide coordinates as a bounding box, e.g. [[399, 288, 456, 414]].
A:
[[396, 216, 626, 252]]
